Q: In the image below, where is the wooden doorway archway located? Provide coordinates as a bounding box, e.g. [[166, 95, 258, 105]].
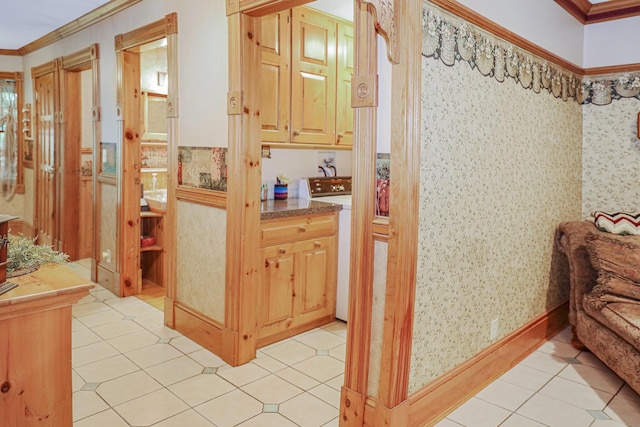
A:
[[32, 45, 100, 276], [226, 0, 422, 425], [115, 14, 177, 304]]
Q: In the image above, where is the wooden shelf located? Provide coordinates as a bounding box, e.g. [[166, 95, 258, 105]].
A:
[[140, 245, 162, 252], [141, 211, 164, 218]]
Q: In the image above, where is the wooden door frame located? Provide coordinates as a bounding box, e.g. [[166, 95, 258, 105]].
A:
[[226, 0, 421, 425], [59, 45, 100, 273], [32, 60, 61, 249], [115, 15, 177, 300]]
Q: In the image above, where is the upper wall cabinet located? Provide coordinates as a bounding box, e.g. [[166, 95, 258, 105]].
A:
[[261, 7, 353, 148]]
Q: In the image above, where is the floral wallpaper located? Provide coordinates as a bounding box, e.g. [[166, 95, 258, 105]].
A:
[[409, 3, 582, 393], [178, 146, 227, 191], [176, 202, 226, 322], [582, 98, 640, 216]]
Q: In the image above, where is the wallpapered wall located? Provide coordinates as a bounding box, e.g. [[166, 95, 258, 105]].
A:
[[176, 202, 226, 323], [582, 98, 640, 216], [409, 7, 582, 393]]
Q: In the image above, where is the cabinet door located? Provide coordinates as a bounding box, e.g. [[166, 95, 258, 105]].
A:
[[335, 21, 354, 146], [261, 11, 291, 143], [291, 7, 337, 145], [260, 244, 296, 329], [295, 236, 337, 317]]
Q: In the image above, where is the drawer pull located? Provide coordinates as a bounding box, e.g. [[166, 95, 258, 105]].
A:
[[314, 241, 322, 248], [279, 248, 287, 254], [298, 226, 306, 232]]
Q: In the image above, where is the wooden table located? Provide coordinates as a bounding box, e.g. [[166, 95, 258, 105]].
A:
[[0, 263, 93, 426]]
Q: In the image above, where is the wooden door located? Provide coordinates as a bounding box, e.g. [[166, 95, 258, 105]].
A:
[[59, 71, 82, 260], [35, 72, 57, 247], [291, 7, 337, 145], [261, 11, 291, 144], [336, 21, 354, 146]]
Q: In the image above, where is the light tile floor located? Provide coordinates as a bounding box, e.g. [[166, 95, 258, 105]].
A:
[[68, 261, 640, 426]]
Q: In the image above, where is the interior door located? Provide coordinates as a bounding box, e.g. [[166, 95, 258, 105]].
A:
[[35, 72, 57, 247]]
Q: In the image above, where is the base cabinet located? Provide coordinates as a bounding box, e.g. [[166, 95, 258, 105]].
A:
[[258, 213, 338, 347]]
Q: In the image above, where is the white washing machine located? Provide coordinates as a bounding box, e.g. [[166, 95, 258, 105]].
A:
[[300, 178, 352, 321]]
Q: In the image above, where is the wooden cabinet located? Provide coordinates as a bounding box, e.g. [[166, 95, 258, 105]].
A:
[[260, 7, 353, 148], [140, 211, 164, 287], [258, 213, 338, 347], [0, 264, 92, 427]]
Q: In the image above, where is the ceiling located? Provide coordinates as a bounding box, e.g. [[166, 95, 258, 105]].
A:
[[0, 0, 638, 52], [0, 0, 110, 50]]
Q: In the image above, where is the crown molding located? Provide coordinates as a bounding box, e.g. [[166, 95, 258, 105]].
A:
[[0, 49, 21, 56], [16, 0, 143, 56], [555, 0, 640, 24]]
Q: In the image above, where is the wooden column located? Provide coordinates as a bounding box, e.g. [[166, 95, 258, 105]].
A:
[[340, 2, 378, 426], [225, 10, 262, 365], [376, 0, 422, 413]]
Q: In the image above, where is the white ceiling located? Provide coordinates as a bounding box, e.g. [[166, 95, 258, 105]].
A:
[[0, 0, 110, 50]]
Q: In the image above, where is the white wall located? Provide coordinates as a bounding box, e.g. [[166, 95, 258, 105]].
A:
[[21, 0, 228, 148], [456, 0, 584, 67], [0, 55, 23, 71], [584, 16, 640, 68]]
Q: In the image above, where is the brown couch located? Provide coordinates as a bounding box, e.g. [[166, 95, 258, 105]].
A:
[[556, 221, 640, 394]]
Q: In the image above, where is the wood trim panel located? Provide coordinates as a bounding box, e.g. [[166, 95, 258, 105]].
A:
[[62, 44, 98, 71], [0, 49, 20, 56], [115, 18, 166, 52], [225, 11, 262, 365], [239, 0, 312, 16], [31, 59, 60, 78], [342, 4, 378, 421], [173, 301, 235, 363], [176, 186, 227, 209], [406, 301, 569, 426], [556, 0, 640, 24], [584, 62, 640, 76], [372, 217, 389, 241], [430, 0, 583, 75], [97, 173, 116, 185], [376, 0, 422, 408], [19, 0, 142, 55]]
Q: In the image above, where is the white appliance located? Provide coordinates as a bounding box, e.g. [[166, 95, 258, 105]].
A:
[[300, 177, 352, 321]]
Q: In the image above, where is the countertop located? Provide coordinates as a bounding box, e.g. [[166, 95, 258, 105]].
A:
[[261, 198, 342, 220], [0, 263, 94, 312]]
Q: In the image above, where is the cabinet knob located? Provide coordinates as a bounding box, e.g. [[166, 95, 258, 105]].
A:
[[279, 248, 287, 254], [314, 241, 322, 248], [293, 130, 300, 136], [298, 226, 306, 232]]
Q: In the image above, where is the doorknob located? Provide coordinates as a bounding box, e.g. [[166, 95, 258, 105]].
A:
[[292, 130, 300, 136]]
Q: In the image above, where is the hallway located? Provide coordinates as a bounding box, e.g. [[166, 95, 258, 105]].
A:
[[67, 261, 640, 426]]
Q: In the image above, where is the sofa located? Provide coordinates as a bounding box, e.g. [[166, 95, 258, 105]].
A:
[[556, 220, 640, 394]]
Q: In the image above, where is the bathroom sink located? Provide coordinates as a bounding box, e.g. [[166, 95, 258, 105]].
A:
[[144, 189, 167, 211]]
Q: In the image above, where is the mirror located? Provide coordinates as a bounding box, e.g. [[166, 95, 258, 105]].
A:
[[0, 75, 21, 199], [142, 91, 167, 141]]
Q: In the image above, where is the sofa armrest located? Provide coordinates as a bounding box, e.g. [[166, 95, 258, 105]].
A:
[[556, 221, 599, 325]]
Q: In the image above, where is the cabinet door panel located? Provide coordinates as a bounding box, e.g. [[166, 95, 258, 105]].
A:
[[260, 245, 295, 327], [291, 8, 336, 145], [295, 236, 336, 316], [336, 22, 354, 146], [261, 11, 291, 143]]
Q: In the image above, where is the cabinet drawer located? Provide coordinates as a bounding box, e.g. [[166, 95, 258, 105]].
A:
[[260, 213, 337, 247]]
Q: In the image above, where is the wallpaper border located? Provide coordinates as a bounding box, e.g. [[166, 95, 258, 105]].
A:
[[423, 2, 640, 106]]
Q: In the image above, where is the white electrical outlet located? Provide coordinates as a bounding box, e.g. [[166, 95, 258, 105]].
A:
[[103, 249, 111, 264], [490, 318, 499, 340]]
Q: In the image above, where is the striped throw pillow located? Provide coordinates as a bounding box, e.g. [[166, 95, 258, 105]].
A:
[[592, 211, 640, 235]]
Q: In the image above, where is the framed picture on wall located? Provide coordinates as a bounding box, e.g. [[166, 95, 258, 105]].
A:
[[100, 142, 117, 176]]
